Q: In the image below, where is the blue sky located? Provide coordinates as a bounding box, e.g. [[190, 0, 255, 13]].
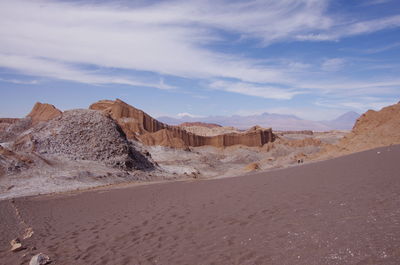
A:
[[0, 0, 399, 120]]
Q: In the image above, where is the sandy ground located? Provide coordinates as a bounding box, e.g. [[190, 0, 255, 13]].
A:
[[1, 144, 399, 264]]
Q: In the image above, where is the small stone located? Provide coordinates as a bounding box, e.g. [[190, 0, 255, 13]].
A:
[[10, 238, 23, 252], [23, 227, 34, 239], [29, 253, 51, 265]]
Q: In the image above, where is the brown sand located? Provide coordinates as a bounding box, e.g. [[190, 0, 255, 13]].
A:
[[1, 145, 400, 264]]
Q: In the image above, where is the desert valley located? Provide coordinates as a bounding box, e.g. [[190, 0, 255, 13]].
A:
[[1, 0, 400, 264], [1, 99, 400, 264]]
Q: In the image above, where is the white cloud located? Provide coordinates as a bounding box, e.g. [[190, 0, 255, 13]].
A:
[[209, 80, 303, 100], [0, 78, 39, 85], [321, 58, 346, 71], [363, 42, 400, 53], [0, 0, 399, 105], [361, 0, 392, 6], [0, 0, 310, 87], [315, 97, 398, 112], [0, 54, 175, 89], [177, 112, 203, 118], [297, 15, 400, 41]]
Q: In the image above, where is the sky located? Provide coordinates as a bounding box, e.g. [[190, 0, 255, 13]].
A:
[[0, 0, 399, 121]]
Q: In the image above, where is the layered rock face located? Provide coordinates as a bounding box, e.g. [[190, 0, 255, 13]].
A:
[[27, 102, 62, 125], [0, 118, 32, 143], [0, 103, 62, 143], [90, 99, 275, 148], [180, 124, 238, 137], [338, 102, 400, 151], [14, 109, 154, 171], [0, 118, 20, 131], [320, 102, 400, 157]]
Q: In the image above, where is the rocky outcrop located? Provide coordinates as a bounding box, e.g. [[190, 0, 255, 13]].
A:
[[27, 102, 62, 125], [0, 145, 32, 176], [29, 253, 51, 265], [0, 118, 32, 143], [0, 103, 62, 143], [279, 137, 322, 148], [14, 109, 155, 171], [90, 99, 276, 149], [180, 125, 238, 137], [319, 102, 400, 157], [90, 99, 167, 138], [0, 118, 20, 132], [244, 162, 260, 172]]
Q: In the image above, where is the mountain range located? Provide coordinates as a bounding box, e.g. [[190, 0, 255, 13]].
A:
[[158, 111, 360, 131]]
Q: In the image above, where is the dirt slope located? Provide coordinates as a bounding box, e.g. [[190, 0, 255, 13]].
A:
[[1, 145, 399, 265], [319, 102, 400, 158]]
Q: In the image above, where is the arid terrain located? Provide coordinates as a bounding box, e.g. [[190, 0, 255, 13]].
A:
[[0, 99, 351, 199], [1, 99, 400, 264], [1, 145, 399, 264]]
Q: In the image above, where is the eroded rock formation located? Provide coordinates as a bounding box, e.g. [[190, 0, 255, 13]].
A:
[[90, 99, 275, 148], [0, 145, 32, 176], [0, 118, 20, 131], [27, 102, 62, 125], [319, 102, 400, 157], [14, 109, 155, 171]]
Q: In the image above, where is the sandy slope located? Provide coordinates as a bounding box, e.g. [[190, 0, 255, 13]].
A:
[[1, 145, 399, 264]]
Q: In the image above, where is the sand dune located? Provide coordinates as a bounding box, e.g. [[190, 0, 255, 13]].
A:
[[1, 145, 399, 264]]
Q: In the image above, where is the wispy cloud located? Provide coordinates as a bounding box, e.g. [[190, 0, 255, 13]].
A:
[[0, 77, 39, 85], [361, 0, 392, 6], [0, 0, 399, 108], [363, 42, 400, 53], [0, 54, 175, 89], [177, 112, 204, 118], [297, 15, 400, 41], [321, 58, 346, 71], [315, 97, 398, 112], [0, 0, 305, 87], [209, 80, 303, 100]]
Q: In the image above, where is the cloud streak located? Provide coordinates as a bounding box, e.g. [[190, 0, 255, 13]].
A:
[[209, 80, 303, 100], [0, 0, 399, 102]]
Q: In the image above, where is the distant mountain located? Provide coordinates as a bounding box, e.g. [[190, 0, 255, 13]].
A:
[[158, 111, 360, 131], [322, 111, 360, 130]]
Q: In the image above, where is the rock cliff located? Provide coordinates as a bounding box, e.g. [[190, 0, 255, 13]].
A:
[[319, 102, 400, 157], [27, 102, 62, 125], [90, 99, 275, 149]]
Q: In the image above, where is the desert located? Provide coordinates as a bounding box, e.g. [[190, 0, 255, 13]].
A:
[[1, 145, 399, 264], [1, 98, 400, 264], [1, 0, 400, 264]]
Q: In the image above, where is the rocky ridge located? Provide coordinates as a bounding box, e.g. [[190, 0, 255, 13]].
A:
[[27, 102, 62, 125], [14, 109, 154, 171], [90, 99, 275, 149], [318, 102, 400, 158]]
